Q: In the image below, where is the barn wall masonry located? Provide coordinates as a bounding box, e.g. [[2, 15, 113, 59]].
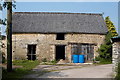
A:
[[12, 33, 105, 62], [112, 41, 120, 75]]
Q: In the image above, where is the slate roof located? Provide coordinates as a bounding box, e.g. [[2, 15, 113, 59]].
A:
[[12, 12, 108, 34]]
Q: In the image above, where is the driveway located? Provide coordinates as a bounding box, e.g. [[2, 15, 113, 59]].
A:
[[39, 64, 113, 78]]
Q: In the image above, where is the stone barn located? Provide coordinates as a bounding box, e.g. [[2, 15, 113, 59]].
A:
[[12, 12, 108, 63]]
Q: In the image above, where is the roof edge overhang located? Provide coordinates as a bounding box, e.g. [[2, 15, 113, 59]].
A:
[[12, 32, 107, 35], [111, 36, 120, 42], [12, 12, 103, 16]]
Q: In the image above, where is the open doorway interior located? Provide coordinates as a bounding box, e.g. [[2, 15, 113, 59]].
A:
[[27, 44, 36, 60], [55, 45, 65, 61]]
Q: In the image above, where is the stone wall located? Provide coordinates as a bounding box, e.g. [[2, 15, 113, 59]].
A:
[[1, 39, 7, 59], [112, 42, 120, 75], [12, 33, 105, 62]]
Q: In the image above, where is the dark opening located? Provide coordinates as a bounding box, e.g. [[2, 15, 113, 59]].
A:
[[27, 45, 36, 60], [55, 45, 65, 61], [56, 33, 65, 40]]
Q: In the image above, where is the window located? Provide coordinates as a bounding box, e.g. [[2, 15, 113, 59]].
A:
[[56, 33, 65, 40], [71, 43, 94, 61], [71, 44, 81, 54], [27, 45, 36, 60]]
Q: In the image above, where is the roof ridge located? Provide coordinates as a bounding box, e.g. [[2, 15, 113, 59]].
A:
[[13, 12, 102, 16]]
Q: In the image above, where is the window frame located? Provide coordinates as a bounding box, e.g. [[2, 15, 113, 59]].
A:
[[27, 44, 36, 60]]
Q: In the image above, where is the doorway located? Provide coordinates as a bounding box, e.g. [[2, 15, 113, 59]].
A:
[[27, 45, 36, 60], [55, 45, 65, 61]]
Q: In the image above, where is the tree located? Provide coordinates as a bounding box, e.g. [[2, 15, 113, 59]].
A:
[[98, 32, 112, 60], [0, 4, 2, 10], [0, 3, 6, 25], [0, 4, 4, 24], [105, 16, 118, 37], [97, 17, 118, 61], [0, 3, 6, 64]]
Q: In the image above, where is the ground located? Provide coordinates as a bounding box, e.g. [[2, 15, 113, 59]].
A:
[[25, 64, 113, 78]]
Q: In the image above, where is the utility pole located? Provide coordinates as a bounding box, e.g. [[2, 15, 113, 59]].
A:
[[7, 0, 12, 72]]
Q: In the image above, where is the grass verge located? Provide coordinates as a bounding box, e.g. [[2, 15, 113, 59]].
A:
[[2, 60, 39, 80], [94, 58, 112, 65]]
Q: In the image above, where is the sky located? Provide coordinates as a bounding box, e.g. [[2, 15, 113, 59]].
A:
[[3, 0, 120, 2], [0, 2, 119, 35]]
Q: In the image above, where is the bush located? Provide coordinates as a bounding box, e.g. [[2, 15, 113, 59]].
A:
[[94, 56, 101, 61], [98, 44, 112, 59], [94, 56, 112, 64]]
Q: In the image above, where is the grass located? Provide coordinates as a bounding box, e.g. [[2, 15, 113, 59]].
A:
[[2, 60, 40, 80], [13, 60, 39, 70], [98, 60, 112, 64], [40, 59, 57, 65], [94, 58, 112, 65], [2, 59, 113, 80]]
